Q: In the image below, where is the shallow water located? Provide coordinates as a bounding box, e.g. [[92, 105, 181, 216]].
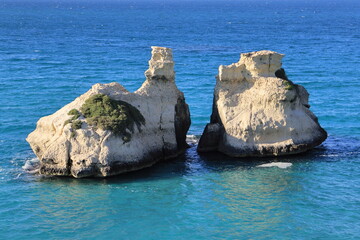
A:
[[1, 0, 360, 239]]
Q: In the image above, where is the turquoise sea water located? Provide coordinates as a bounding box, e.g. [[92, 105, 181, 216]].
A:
[[1, 0, 360, 239]]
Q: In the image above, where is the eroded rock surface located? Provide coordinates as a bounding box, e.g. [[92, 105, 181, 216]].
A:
[[27, 46, 190, 178], [198, 50, 327, 157]]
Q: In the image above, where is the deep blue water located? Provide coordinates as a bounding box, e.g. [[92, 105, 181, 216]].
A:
[[1, 0, 360, 239]]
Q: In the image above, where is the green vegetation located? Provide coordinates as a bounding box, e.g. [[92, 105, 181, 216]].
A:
[[62, 95, 145, 141], [64, 109, 81, 126], [68, 109, 80, 120], [71, 120, 82, 130], [64, 109, 82, 138], [283, 80, 294, 90], [64, 119, 71, 126], [275, 68, 294, 90], [80, 94, 145, 142]]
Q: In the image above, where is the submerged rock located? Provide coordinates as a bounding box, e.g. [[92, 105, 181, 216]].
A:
[[27, 46, 190, 178], [198, 50, 327, 157]]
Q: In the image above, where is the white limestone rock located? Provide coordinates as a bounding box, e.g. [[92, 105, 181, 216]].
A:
[[198, 50, 327, 157], [256, 162, 292, 169], [257, 162, 292, 169], [145, 46, 175, 80], [27, 47, 190, 178]]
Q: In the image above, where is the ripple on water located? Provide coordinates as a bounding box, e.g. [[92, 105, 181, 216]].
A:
[[1, 1, 360, 239]]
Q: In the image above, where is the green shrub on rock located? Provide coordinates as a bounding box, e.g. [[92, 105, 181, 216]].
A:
[[71, 120, 82, 130], [64, 109, 81, 126], [64, 109, 82, 138], [283, 80, 294, 90], [275, 68, 294, 90], [68, 109, 80, 120], [80, 94, 145, 141]]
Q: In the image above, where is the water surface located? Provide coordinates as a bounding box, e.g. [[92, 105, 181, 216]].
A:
[[0, 0, 359, 239]]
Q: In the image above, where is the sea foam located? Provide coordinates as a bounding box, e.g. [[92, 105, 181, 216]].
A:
[[257, 162, 292, 169], [186, 135, 200, 144], [22, 158, 40, 174]]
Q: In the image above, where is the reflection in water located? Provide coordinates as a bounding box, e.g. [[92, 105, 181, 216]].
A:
[[20, 138, 359, 239], [211, 168, 299, 238], [178, 148, 304, 238], [27, 148, 303, 239]]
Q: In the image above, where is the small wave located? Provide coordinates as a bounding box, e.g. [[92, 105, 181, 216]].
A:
[[319, 154, 340, 157], [22, 158, 40, 174], [186, 135, 200, 144], [14, 173, 22, 179], [257, 162, 292, 169]]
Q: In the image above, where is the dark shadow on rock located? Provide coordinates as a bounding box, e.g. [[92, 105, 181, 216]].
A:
[[34, 135, 360, 185]]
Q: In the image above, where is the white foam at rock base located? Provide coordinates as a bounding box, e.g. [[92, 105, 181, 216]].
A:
[[186, 135, 200, 144], [22, 158, 40, 174]]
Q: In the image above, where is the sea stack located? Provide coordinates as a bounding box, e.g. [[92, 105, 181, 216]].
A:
[[198, 50, 327, 157], [27, 46, 190, 178]]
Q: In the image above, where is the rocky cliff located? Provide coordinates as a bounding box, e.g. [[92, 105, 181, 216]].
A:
[[27, 46, 190, 178], [198, 50, 327, 157]]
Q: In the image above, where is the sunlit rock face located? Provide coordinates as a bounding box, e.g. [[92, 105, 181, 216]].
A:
[[198, 50, 327, 157], [27, 46, 190, 178]]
